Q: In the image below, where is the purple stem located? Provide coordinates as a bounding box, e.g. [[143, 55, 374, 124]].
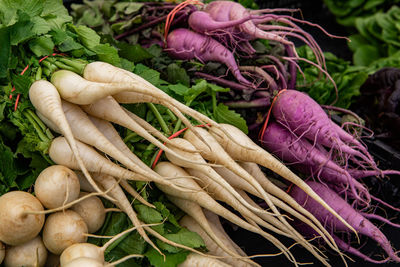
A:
[[115, 10, 186, 40], [194, 72, 251, 91], [362, 213, 400, 228], [224, 97, 270, 109], [285, 44, 297, 89]]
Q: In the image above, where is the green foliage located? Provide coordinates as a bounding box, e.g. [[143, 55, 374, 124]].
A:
[[296, 46, 368, 108], [323, 0, 400, 27]]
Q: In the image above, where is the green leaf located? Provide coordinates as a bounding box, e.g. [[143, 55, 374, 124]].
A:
[[71, 24, 101, 49], [29, 36, 55, 57], [92, 43, 121, 66], [353, 45, 381, 66], [167, 84, 190, 96], [0, 140, 18, 187], [134, 64, 160, 86], [117, 43, 154, 63], [135, 204, 163, 224], [10, 15, 35, 45], [0, 27, 11, 78], [103, 212, 129, 238], [145, 248, 189, 267], [154, 202, 180, 227], [167, 63, 190, 87], [11, 72, 32, 96], [117, 231, 147, 255], [214, 103, 248, 134], [156, 228, 205, 253]]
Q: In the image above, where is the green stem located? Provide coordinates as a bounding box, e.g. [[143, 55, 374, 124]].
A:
[[35, 67, 42, 81], [166, 109, 177, 122], [172, 119, 182, 134], [59, 58, 87, 75], [146, 103, 170, 135], [123, 132, 138, 143], [23, 111, 49, 142], [211, 90, 217, 113], [104, 232, 131, 255], [53, 61, 78, 73], [26, 109, 46, 133]]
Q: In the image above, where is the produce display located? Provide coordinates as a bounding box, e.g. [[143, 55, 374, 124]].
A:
[[0, 0, 399, 267]]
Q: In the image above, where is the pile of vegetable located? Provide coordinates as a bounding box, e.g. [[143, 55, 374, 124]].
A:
[[323, 0, 400, 27], [1, 0, 400, 266]]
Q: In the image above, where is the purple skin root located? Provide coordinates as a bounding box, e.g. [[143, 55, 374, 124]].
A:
[[166, 28, 251, 86], [261, 121, 370, 205], [289, 181, 400, 263], [271, 90, 377, 170]]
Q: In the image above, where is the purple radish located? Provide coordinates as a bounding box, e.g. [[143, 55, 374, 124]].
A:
[[262, 121, 370, 205], [289, 181, 400, 263], [166, 28, 251, 86]]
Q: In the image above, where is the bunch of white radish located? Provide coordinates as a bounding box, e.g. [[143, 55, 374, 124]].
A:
[[0, 165, 120, 267], [21, 60, 355, 266]]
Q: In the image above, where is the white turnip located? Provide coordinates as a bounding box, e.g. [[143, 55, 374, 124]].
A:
[[0, 191, 45, 246], [34, 165, 80, 209], [42, 210, 88, 255], [4, 236, 47, 267]]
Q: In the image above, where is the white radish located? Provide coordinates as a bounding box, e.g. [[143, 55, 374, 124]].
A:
[[214, 166, 337, 250], [38, 101, 179, 188], [186, 168, 329, 265], [49, 137, 151, 182], [154, 162, 296, 264], [34, 165, 80, 209], [183, 128, 283, 219], [180, 215, 253, 267], [179, 253, 232, 267], [0, 191, 45, 246], [29, 80, 103, 198], [203, 210, 248, 258], [92, 173, 213, 259], [81, 96, 206, 166], [63, 257, 103, 267], [75, 171, 154, 208], [123, 107, 199, 153], [88, 116, 151, 171], [71, 192, 106, 233], [90, 173, 162, 257], [238, 161, 343, 256], [60, 224, 147, 265], [209, 124, 357, 235], [42, 210, 88, 255], [4, 236, 47, 267], [164, 138, 266, 215], [81, 62, 241, 146], [166, 197, 253, 265]]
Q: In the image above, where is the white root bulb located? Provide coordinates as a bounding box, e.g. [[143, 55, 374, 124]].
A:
[[35, 165, 80, 209], [4, 236, 48, 267], [71, 192, 106, 233], [0, 191, 45, 246], [42, 210, 88, 255]]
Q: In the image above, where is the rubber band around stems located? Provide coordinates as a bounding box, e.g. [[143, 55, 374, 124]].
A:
[[163, 0, 204, 45], [258, 88, 287, 141], [151, 124, 210, 169], [9, 52, 66, 111]]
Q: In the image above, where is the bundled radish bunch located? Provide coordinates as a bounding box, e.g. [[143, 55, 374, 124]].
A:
[[260, 89, 400, 263], [17, 58, 368, 266], [0, 165, 133, 267]]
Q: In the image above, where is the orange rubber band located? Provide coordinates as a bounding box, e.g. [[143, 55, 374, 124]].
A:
[[151, 123, 210, 169], [258, 89, 287, 141], [10, 53, 65, 111], [164, 0, 204, 45]]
